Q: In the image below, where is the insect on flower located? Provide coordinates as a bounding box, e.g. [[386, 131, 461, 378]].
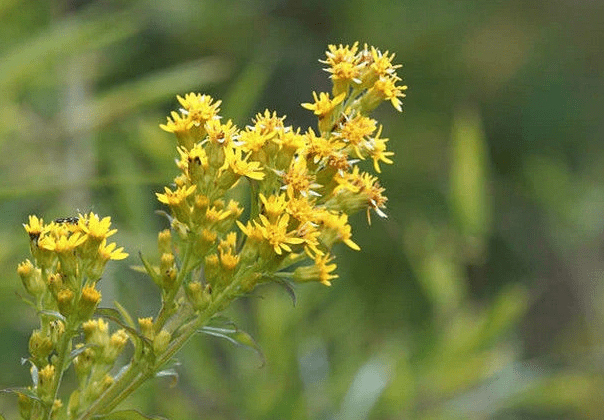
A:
[[54, 216, 80, 224]]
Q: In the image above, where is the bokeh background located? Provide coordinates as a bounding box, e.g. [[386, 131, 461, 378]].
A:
[[1, 0, 604, 419]]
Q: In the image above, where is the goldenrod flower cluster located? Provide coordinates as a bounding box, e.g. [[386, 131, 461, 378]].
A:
[[159, 42, 405, 289], [13, 43, 405, 420], [17, 213, 128, 419]]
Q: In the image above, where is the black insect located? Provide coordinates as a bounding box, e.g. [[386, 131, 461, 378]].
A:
[[54, 216, 80, 224]]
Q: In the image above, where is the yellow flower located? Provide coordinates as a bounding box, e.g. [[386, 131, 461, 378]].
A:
[[38, 231, 86, 253], [220, 147, 265, 181], [301, 91, 346, 119], [281, 155, 322, 199], [238, 127, 270, 153], [259, 214, 305, 255], [219, 248, 240, 271], [331, 168, 388, 222], [80, 213, 117, 242], [317, 212, 360, 251], [205, 119, 238, 146], [304, 128, 345, 165], [367, 125, 394, 173], [98, 239, 129, 261], [160, 110, 194, 134], [368, 45, 402, 78], [336, 114, 377, 159], [252, 110, 286, 137], [259, 193, 288, 222], [370, 76, 407, 112], [156, 185, 196, 206], [321, 42, 360, 68], [177, 93, 221, 126], [239, 214, 304, 256], [293, 253, 338, 286], [23, 215, 44, 242]]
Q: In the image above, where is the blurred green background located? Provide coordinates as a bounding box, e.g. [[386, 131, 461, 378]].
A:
[[1, 0, 604, 419]]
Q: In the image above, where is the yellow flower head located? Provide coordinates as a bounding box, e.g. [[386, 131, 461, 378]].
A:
[[318, 212, 360, 251], [38, 231, 86, 253], [205, 119, 238, 146], [156, 185, 196, 207], [368, 46, 402, 78], [98, 239, 129, 261], [301, 91, 346, 119], [252, 110, 286, 137], [371, 76, 407, 112], [282, 155, 322, 199], [160, 110, 194, 134], [367, 125, 394, 173], [80, 213, 117, 242], [23, 215, 44, 242], [220, 147, 265, 181], [321, 42, 360, 68], [177, 93, 221, 126], [258, 213, 305, 255], [259, 193, 288, 221], [336, 114, 377, 159]]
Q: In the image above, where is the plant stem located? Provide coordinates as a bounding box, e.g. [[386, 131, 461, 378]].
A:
[[45, 322, 76, 420], [74, 269, 246, 420]]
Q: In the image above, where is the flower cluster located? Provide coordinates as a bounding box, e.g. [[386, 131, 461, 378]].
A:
[[17, 213, 128, 419], [158, 42, 405, 292], [13, 42, 404, 420]]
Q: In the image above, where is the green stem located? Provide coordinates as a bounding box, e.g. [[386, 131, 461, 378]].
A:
[[74, 267, 248, 420], [154, 241, 194, 333], [45, 322, 76, 420]]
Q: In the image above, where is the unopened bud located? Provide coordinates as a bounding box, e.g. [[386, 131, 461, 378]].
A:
[[153, 329, 171, 354]]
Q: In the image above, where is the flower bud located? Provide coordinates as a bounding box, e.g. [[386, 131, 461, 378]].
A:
[[17, 260, 45, 296], [49, 320, 65, 346], [185, 281, 211, 311], [73, 346, 94, 380], [82, 318, 109, 348], [153, 329, 171, 354], [57, 289, 75, 316], [51, 399, 63, 420], [46, 273, 64, 298], [157, 229, 172, 255], [104, 329, 129, 363], [77, 286, 101, 321], [138, 317, 154, 340], [37, 365, 56, 401], [29, 329, 53, 361]]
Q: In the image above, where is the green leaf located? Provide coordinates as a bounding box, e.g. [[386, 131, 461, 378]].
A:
[[20, 358, 38, 387], [199, 318, 265, 367], [113, 300, 136, 330], [156, 368, 179, 388], [273, 278, 297, 307], [0, 387, 41, 402], [37, 310, 66, 322], [138, 251, 162, 287], [95, 409, 167, 420]]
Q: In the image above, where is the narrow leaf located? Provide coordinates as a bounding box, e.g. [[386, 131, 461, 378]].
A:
[[113, 300, 136, 329], [138, 251, 161, 287], [199, 322, 265, 367], [37, 310, 66, 322], [0, 387, 41, 402], [273, 278, 297, 307], [156, 368, 179, 388]]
